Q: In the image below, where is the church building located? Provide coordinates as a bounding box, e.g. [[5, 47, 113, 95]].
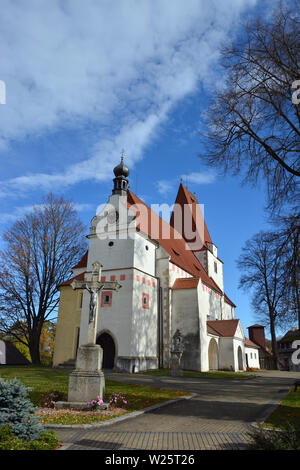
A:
[[53, 157, 259, 372]]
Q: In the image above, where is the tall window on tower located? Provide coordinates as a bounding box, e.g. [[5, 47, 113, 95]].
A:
[[214, 261, 218, 274]]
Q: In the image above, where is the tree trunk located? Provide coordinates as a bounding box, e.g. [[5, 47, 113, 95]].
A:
[[28, 332, 41, 365], [269, 315, 279, 370]]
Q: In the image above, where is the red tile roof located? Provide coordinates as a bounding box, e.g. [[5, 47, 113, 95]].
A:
[[127, 190, 223, 294], [60, 271, 85, 287], [172, 277, 200, 290], [207, 319, 240, 337], [170, 183, 212, 247], [244, 338, 260, 349], [72, 251, 88, 269], [224, 293, 236, 308]]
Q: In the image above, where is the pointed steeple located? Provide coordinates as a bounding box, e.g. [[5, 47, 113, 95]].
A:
[[170, 182, 212, 249]]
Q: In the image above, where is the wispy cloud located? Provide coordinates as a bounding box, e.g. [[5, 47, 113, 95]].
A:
[[156, 180, 175, 196], [0, 202, 93, 226], [156, 170, 216, 196], [181, 171, 216, 185], [0, 0, 257, 197]]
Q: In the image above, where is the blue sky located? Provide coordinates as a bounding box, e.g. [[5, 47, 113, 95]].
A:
[[0, 0, 281, 337]]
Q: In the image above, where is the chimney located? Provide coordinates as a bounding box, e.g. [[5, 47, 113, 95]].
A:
[[248, 324, 266, 349]]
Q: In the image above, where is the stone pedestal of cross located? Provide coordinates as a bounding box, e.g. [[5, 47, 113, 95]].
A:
[[57, 261, 121, 408]]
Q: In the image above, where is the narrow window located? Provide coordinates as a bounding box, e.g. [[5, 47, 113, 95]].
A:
[[101, 291, 112, 307], [142, 293, 149, 309], [214, 261, 218, 273]]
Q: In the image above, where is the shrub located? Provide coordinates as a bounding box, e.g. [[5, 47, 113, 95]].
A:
[[0, 377, 43, 440], [0, 424, 24, 450], [0, 425, 60, 450], [248, 423, 300, 450]]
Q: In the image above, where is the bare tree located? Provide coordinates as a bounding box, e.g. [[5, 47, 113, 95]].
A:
[[270, 210, 300, 329], [0, 194, 87, 364], [199, 1, 300, 211], [237, 231, 287, 369]]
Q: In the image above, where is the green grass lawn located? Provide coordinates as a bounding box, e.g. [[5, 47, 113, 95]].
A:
[[264, 388, 300, 430], [0, 366, 188, 425], [141, 368, 256, 379]]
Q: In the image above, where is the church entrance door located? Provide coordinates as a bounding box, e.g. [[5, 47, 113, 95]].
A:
[[97, 332, 116, 369]]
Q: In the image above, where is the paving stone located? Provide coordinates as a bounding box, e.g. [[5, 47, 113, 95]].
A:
[[55, 371, 299, 451], [56, 430, 251, 450]]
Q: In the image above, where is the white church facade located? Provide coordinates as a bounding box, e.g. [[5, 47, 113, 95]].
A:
[[53, 157, 260, 372]]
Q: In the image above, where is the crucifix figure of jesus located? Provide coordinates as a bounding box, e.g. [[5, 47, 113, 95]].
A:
[[71, 261, 121, 344]]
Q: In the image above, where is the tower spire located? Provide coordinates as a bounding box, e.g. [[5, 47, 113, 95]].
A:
[[112, 153, 129, 196]]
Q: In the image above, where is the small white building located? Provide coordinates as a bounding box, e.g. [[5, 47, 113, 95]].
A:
[[244, 339, 261, 369], [53, 158, 259, 373]]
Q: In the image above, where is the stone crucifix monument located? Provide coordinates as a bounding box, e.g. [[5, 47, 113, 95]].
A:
[[170, 329, 184, 377], [57, 261, 121, 408]]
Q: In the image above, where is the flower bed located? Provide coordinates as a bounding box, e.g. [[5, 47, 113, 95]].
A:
[[36, 407, 127, 425]]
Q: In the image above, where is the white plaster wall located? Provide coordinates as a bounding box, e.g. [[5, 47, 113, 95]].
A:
[[218, 337, 235, 370], [79, 197, 158, 357], [198, 281, 222, 321], [224, 302, 235, 320], [172, 287, 200, 370], [245, 347, 260, 368], [87, 236, 134, 272], [233, 338, 246, 371], [79, 266, 158, 363], [206, 250, 224, 292], [197, 282, 209, 371], [131, 269, 158, 358], [155, 246, 171, 368], [169, 262, 192, 286], [216, 322, 246, 371], [133, 233, 156, 277], [98, 270, 134, 357], [79, 269, 133, 355], [207, 243, 218, 258]]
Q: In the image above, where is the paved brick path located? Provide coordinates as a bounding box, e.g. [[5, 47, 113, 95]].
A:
[[54, 371, 299, 450], [57, 429, 251, 450]]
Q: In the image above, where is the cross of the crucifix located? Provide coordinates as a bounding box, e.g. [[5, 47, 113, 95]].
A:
[[71, 261, 121, 344]]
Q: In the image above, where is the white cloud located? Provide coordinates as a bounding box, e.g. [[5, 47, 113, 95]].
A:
[[157, 171, 216, 196], [0, 0, 257, 196], [0, 201, 93, 225], [181, 171, 216, 185], [156, 180, 174, 196]]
